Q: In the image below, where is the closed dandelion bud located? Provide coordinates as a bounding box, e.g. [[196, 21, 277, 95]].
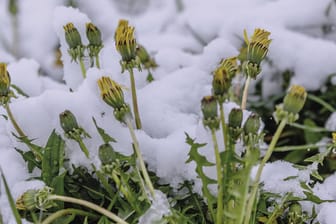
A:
[[99, 143, 116, 165], [60, 110, 80, 134], [243, 113, 260, 135], [16, 189, 38, 210], [212, 57, 238, 100], [97, 77, 125, 109], [0, 63, 10, 97], [288, 202, 303, 223], [332, 132, 336, 144], [283, 85, 307, 114], [64, 23, 82, 49], [244, 28, 271, 65], [97, 76, 131, 122], [115, 19, 137, 62], [228, 108, 243, 128], [86, 23, 102, 47], [136, 44, 157, 69], [201, 96, 219, 130]]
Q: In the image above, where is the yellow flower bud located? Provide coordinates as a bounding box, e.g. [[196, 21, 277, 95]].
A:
[[0, 63, 10, 97], [86, 23, 102, 47], [212, 57, 238, 99], [115, 19, 137, 62], [283, 85, 307, 114], [63, 23, 83, 49]]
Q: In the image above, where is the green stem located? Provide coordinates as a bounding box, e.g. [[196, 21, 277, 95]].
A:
[[77, 138, 90, 158], [274, 143, 330, 152], [47, 195, 128, 224], [128, 68, 142, 129], [307, 94, 336, 112], [79, 58, 87, 78], [244, 118, 287, 224], [4, 103, 25, 137], [241, 76, 251, 110], [219, 103, 229, 151], [211, 129, 223, 224], [95, 55, 101, 69], [41, 208, 97, 224], [125, 118, 155, 198]]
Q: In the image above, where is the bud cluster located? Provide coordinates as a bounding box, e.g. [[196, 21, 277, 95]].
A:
[[63, 22, 103, 67]]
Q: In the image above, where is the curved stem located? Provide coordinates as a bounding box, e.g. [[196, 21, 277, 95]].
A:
[[95, 55, 101, 69], [47, 195, 128, 224], [244, 118, 287, 224], [41, 208, 97, 224], [274, 143, 329, 152], [77, 138, 90, 158], [4, 103, 25, 137], [241, 76, 251, 110], [219, 103, 228, 151], [128, 68, 142, 129], [211, 129, 223, 224], [125, 118, 155, 198], [79, 58, 86, 78]]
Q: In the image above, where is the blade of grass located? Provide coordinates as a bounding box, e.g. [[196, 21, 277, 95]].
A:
[[0, 169, 22, 224]]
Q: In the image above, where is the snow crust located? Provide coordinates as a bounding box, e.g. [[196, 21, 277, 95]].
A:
[[1, 0, 336, 223]]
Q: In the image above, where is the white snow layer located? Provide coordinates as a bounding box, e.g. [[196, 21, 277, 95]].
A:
[[1, 0, 336, 223]]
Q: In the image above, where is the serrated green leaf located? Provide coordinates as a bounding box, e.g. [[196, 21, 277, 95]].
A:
[[0, 170, 22, 224], [15, 149, 41, 172], [93, 117, 117, 144], [185, 133, 216, 217]]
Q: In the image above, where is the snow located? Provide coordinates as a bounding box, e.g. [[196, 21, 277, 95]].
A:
[[1, 0, 336, 223]]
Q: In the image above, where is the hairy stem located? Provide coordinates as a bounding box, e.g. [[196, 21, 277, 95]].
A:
[[95, 55, 100, 69], [77, 138, 90, 158], [219, 103, 228, 151], [41, 208, 97, 224], [4, 103, 25, 137], [128, 68, 142, 129], [79, 58, 86, 78], [211, 129, 223, 224], [47, 195, 128, 224], [244, 118, 287, 224], [241, 76, 251, 110], [125, 118, 155, 198]]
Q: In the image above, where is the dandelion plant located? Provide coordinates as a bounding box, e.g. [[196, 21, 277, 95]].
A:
[[115, 19, 142, 129]]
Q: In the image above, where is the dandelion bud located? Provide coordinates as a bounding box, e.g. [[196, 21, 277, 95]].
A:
[[136, 44, 157, 69], [212, 57, 237, 99], [99, 143, 116, 165], [63, 23, 82, 49], [201, 96, 219, 130], [288, 202, 303, 223], [0, 63, 10, 97], [228, 108, 243, 129], [16, 187, 55, 211], [97, 77, 125, 109], [283, 85, 307, 114], [115, 19, 137, 63], [16, 189, 38, 210], [244, 28, 271, 65], [59, 110, 80, 134], [86, 23, 102, 47], [97, 76, 131, 122], [243, 113, 260, 135], [243, 28, 271, 79]]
